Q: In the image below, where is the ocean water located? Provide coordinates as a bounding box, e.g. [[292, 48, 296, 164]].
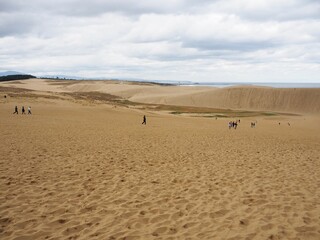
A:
[[176, 82, 320, 88]]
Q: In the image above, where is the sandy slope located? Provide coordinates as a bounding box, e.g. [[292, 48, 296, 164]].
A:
[[139, 87, 320, 114], [3, 79, 320, 114], [0, 83, 320, 239]]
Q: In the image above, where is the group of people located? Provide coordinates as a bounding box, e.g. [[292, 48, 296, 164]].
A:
[[228, 120, 240, 129], [13, 106, 32, 115]]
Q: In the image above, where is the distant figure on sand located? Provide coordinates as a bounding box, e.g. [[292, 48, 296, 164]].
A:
[[228, 121, 238, 129], [142, 115, 147, 125], [28, 106, 32, 114], [13, 106, 18, 114], [22, 106, 26, 114]]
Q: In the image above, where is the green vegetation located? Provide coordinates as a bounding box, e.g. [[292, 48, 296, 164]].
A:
[[0, 74, 36, 82]]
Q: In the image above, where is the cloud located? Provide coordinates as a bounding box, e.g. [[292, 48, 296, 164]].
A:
[[0, 0, 190, 16], [205, 0, 320, 21], [4, 0, 317, 20], [123, 13, 319, 52], [0, 12, 38, 37], [0, 0, 319, 82]]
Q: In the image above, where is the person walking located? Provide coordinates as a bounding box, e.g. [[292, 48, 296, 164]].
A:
[[142, 115, 147, 125], [13, 106, 18, 114], [22, 106, 26, 114], [28, 106, 32, 114]]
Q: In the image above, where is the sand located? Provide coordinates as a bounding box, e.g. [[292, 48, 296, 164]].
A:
[[0, 79, 320, 239], [4, 79, 320, 113]]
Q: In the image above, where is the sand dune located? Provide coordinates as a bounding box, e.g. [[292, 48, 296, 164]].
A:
[[3, 79, 320, 114], [104, 85, 320, 114], [0, 80, 320, 239], [136, 87, 320, 114]]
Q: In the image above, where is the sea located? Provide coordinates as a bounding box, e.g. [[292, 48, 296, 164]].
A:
[[42, 76, 320, 88], [151, 81, 320, 88]]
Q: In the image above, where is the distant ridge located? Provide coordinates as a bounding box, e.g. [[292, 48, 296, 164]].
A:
[[0, 74, 36, 82], [0, 70, 36, 81]]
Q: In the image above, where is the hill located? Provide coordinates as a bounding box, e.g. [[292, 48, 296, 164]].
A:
[[0, 74, 37, 82]]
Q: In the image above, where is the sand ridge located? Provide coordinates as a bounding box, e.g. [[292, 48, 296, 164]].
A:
[[3, 79, 320, 114]]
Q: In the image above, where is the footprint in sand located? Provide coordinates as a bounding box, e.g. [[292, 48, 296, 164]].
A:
[[152, 226, 168, 236], [261, 223, 274, 230], [150, 214, 170, 224], [209, 209, 230, 218]]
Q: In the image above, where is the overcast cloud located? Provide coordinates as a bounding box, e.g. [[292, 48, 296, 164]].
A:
[[0, 0, 319, 82]]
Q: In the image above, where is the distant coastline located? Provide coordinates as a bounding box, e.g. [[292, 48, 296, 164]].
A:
[[1, 71, 319, 88], [107, 79, 320, 89]]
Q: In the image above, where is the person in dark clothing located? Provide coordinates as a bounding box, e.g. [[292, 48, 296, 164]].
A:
[[13, 106, 18, 114], [22, 106, 26, 114], [142, 115, 147, 125]]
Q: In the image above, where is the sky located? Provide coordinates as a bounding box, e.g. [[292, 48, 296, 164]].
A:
[[0, 0, 320, 82]]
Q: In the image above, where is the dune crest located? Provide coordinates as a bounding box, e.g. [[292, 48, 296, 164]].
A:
[[2, 79, 320, 114]]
